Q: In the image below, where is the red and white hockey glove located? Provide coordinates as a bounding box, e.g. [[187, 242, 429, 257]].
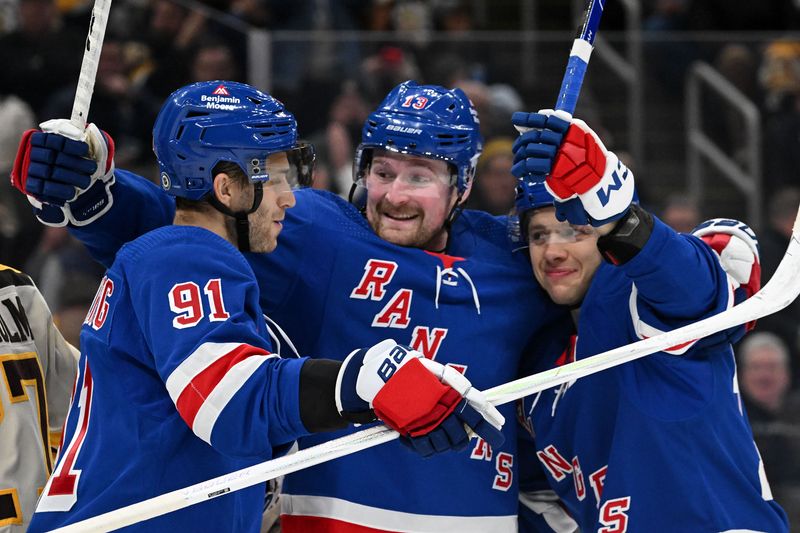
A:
[[336, 339, 505, 457], [11, 118, 115, 227], [692, 218, 761, 330], [546, 117, 635, 227]]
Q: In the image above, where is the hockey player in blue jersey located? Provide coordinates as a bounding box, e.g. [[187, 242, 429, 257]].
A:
[[17, 81, 505, 532], [12, 80, 569, 531], [511, 111, 789, 532]]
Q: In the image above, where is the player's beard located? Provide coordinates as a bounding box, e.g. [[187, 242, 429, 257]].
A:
[[367, 198, 448, 250], [228, 204, 280, 254], [249, 212, 281, 253]]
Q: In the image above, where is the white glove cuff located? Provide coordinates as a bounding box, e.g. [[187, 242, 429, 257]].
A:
[[39, 118, 84, 141], [579, 152, 635, 223]]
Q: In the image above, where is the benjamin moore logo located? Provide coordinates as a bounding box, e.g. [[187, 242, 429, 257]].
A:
[[201, 91, 242, 110], [213, 85, 230, 96]]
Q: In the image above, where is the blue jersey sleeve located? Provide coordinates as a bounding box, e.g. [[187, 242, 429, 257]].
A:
[[69, 169, 176, 268], [120, 227, 308, 457], [621, 216, 731, 339]]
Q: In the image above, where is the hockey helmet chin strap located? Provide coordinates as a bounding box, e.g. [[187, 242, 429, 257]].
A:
[[437, 168, 470, 253], [207, 182, 264, 253]]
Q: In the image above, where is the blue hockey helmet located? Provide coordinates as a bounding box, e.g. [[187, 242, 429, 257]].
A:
[[515, 177, 555, 216], [153, 80, 313, 200], [354, 80, 483, 196]]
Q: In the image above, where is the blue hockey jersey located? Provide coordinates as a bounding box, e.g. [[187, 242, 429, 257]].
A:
[[70, 170, 570, 532], [30, 226, 308, 532], [518, 218, 789, 533]]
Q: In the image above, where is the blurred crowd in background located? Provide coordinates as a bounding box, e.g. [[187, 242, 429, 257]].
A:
[[1, 0, 800, 523]]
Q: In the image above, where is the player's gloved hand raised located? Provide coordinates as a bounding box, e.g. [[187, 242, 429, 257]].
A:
[[692, 218, 761, 330], [11, 118, 116, 227], [336, 339, 505, 457], [512, 111, 635, 227]]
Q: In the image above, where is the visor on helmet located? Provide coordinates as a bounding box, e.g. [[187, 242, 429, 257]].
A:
[[356, 147, 458, 199], [527, 222, 598, 246], [248, 142, 315, 190]]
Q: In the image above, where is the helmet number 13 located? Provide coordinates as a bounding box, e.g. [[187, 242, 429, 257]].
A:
[[401, 95, 429, 110]]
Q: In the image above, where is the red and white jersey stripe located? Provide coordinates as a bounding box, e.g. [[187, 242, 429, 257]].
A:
[[280, 494, 516, 533], [165, 342, 276, 443]]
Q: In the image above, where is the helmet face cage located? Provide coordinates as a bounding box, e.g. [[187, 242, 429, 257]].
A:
[[153, 81, 312, 200], [353, 81, 483, 196]]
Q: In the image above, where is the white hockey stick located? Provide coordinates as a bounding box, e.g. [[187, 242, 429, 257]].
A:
[[54, 204, 800, 532], [70, 0, 112, 131]]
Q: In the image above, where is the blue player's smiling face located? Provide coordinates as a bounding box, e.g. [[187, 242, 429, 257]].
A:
[[527, 207, 602, 307], [364, 150, 459, 250]]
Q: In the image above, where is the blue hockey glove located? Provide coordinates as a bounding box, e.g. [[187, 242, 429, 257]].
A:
[[512, 111, 635, 227], [511, 110, 583, 224], [336, 339, 505, 457], [12, 119, 115, 227], [511, 110, 571, 173]]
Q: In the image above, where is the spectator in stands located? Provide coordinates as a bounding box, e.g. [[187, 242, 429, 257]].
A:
[[760, 41, 800, 192], [0, 0, 83, 117], [718, 44, 760, 102], [757, 187, 800, 386], [429, 1, 486, 79], [711, 44, 761, 159], [0, 93, 40, 267], [760, 41, 800, 110], [24, 229, 105, 314], [367, 0, 431, 44], [141, 0, 207, 98], [760, 187, 800, 279], [642, 0, 705, 95], [229, 0, 269, 27], [320, 80, 370, 195], [359, 45, 421, 104], [266, 0, 362, 98], [737, 331, 800, 524], [660, 194, 702, 233], [53, 271, 100, 348], [43, 38, 159, 168], [740, 332, 794, 422], [466, 137, 517, 215], [189, 39, 241, 82]]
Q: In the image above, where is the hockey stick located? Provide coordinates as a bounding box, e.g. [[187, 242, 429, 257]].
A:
[[514, 0, 604, 132], [70, 0, 112, 131], [26, 0, 114, 222], [55, 205, 800, 532], [555, 0, 605, 116]]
